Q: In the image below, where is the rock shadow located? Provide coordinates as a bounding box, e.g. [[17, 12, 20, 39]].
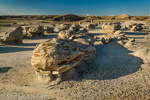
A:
[[125, 31, 147, 35], [61, 38, 144, 81], [0, 67, 11, 73], [0, 46, 34, 53], [23, 34, 58, 40]]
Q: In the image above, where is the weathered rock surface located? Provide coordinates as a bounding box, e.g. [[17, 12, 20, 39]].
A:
[[1, 27, 23, 44], [31, 34, 96, 85]]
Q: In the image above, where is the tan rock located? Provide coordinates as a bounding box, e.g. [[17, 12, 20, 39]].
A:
[[28, 26, 44, 37], [58, 24, 70, 31], [1, 27, 23, 44], [31, 35, 96, 85], [114, 30, 125, 38], [58, 30, 75, 39], [95, 34, 112, 43], [103, 24, 121, 33]]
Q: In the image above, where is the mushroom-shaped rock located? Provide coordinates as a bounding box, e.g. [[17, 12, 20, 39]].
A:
[[1, 27, 23, 44], [31, 35, 96, 85], [28, 26, 44, 37]]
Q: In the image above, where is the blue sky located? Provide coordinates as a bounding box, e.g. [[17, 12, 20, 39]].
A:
[[0, 0, 150, 16]]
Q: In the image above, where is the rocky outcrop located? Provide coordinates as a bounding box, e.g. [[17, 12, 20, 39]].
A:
[[31, 34, 96, 85], [1, 27, 23, 44]]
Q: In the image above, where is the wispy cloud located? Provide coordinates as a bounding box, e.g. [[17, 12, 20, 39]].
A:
[[3, 10, 6, 12], [0, 10, 1, 11]]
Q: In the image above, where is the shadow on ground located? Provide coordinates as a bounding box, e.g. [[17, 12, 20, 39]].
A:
[[125, 31, 147, 35], [62, 38, 144, 81], [0, 67, 11, 73], [0, 46, 34, 53], [23, 34, 58, 40]]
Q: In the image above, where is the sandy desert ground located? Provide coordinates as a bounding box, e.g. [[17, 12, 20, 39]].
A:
[[0, 19, 150, 100]]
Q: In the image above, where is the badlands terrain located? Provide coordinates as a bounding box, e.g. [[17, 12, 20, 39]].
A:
[[0, 15, 150, 100]]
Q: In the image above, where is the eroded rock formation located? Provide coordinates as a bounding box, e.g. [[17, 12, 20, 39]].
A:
[[1, 27, 23, 44], [31, 34, 96, 85], [27, 26, 44, 37]]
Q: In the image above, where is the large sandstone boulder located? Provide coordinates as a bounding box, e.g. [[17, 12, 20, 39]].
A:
[[28, 26, 44, 37], [31, 35, 96, 85], [1, 27, 23, 44]]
